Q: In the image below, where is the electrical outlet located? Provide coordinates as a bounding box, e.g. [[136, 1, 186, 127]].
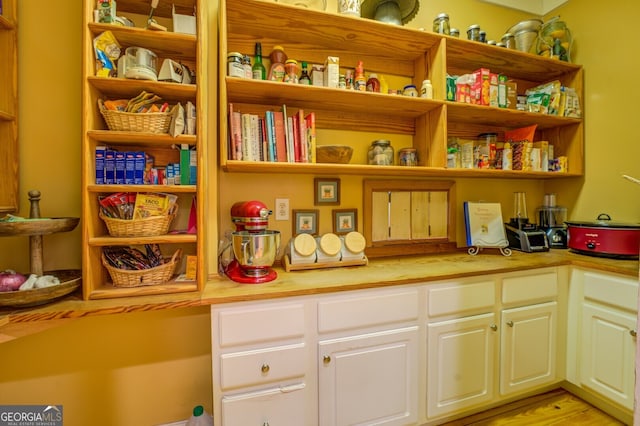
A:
[[275, 198, 289, 220]]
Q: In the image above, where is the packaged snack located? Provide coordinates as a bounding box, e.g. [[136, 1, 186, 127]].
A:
[[93, 31, 121, 77]]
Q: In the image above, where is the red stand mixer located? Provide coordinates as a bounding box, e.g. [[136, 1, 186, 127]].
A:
[[223, 200, 281, 283]]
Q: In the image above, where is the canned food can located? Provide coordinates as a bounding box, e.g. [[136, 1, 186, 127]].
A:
[[398, 148, 417, 166]]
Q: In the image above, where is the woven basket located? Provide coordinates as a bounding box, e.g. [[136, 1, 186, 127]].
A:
[[100, 212, 176, 237], [100, 107, 172, 133], [102, 249, 181, 288]]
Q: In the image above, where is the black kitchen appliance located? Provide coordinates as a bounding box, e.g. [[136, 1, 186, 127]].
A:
[[536, 193, 567, 249], [505, 192, 549, 252]]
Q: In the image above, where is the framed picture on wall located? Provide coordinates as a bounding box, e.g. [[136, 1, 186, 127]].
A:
[[314, 178, 340, 205], [333, 209, 357, 234], [292, 209, 319, 236]]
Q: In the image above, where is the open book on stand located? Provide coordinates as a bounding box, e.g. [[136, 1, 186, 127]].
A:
[[463, 201, 510, 255]]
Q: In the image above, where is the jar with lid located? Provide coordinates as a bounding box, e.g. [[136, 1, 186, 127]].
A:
[[268, 45, 287, 81], [402, 84, 418, 97], [467, 24, 481, 41], [283, 59, 299, 83], [450, 28, 460, 38], [479, 30, 487, 43], [477, 132, 497, 169], [368, 140, 394, 165], [501, 33, 515, 49], [432, 13, 450, 35], [227, 52, 245, 78], [398, 148, 417, 166]]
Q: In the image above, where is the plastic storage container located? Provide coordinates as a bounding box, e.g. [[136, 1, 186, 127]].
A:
[[186, 405, 213, 426]]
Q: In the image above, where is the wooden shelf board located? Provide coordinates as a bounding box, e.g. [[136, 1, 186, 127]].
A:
[[87, 130, 196, 145], [87, 76, 196, 103], [88, 184, 197, 193], [222, 160, 582, 179], [0, 15, 15, 30], [226, 78, 444, 119], [88, 23, 196, 62], [0, 110, 16, 122], [446, 102, 582, 130], [445, 37, 582, 82], [90, 233, 197, 246], [87, 280, 198, 300]]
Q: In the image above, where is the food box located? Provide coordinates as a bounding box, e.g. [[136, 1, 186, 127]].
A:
[[324, 56, 339, 88]]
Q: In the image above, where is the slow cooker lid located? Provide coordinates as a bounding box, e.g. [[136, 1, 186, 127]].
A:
[[565, 213, 640, 229]]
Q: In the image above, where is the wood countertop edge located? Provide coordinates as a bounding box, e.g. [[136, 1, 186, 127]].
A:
[[0, 251, 637, 342]]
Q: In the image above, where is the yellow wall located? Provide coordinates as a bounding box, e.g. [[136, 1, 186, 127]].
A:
[[1, 1, 639, 425]]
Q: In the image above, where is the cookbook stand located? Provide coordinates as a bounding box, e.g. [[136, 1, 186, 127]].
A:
[[463, 201, 512, 257]]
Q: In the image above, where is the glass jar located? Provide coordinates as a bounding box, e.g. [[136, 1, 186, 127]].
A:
[[227, 52, 245, 78], [467, 24, 481, 41], [368, 140, 394, 165], [402, 84, 418, 97], [450, 28, 460, 38], [398, 148, 417, 166], [501, 33, 515, 49], [432, 13, 450, 35], [283, 59, 299, 83]]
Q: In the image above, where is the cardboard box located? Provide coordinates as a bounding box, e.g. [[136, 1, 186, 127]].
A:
[[134, 151, 145, 184], [533, 141, 549, 172], [324, 56, 339, 88], [124, 151, 136, 184], [172, 5, 196, 35], [473, 68, 491, 105], [506, 80, 518, 109], [498, 75, 508, 108], [489, 73, 499, 107], [105, 150, 115, 184], [311, 64, 324, 87], [446, 76, 457, 101], [95, 146, 106, 185], [114, 151, 126, 184]]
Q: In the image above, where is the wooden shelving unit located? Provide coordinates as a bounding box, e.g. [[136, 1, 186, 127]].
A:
[[80, 0, 208, 299], [0, 0, 18, 212], [219, 0, 584, 178]]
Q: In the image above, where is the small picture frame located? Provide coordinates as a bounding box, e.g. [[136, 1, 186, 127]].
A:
[[292, 209, 319, 236], [314, 178, 340, 205], [333, 209, 357, 234]]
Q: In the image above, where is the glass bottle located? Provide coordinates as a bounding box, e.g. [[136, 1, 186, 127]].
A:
[[283, 59, 299, 83], [268, 45, 287, 81], [299, 61, 311, 85], [252, 42, 266, 80], [420, 79, 433, 99], [366, 73, 380, 92], [354, 61, 367, 91]]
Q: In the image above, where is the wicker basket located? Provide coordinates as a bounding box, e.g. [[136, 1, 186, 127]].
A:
[[102, 249, 181, 288], [100, 107, 172, 133], [100, 212, 176, 237]]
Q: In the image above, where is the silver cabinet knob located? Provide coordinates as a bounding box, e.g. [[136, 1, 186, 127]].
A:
[[506, 320, 514, 327], [261, 364, 270, 373], [323, 355, 331, 364], [490, 324, 498, 331]]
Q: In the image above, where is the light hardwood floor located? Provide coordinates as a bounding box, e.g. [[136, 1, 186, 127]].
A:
[[441, 388, 625, 425]]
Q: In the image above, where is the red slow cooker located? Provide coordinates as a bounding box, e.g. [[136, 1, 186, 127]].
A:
[[565, 214, 640, 259]]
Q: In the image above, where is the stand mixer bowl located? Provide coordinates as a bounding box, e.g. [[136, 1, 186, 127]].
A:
[[231, 230, 281, 276]]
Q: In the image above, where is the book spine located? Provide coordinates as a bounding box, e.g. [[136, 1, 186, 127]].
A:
[[298, 109, 307, 162], [265, 111, 275, 162], [292, 115, 300, 162], [241, 113, 253, 161], [180, 144, 191, 185], [250, 114, 260, 161], [273, 111, 287, 162], [189, 149, 197, 185], [305, 112, 316, 163]]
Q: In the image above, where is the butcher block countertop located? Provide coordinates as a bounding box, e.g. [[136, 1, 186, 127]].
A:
[[0, 250, 637, 342]]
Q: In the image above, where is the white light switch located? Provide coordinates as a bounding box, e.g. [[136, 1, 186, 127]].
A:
[[275, 198, 289, 220]]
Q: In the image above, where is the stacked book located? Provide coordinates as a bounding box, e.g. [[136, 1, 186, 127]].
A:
[[228, 103, 316, 163]]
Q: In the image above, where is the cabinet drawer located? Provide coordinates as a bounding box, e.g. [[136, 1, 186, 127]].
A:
[[427, 280, 495, 318], [584, 272, 638, 312], [318, 288, 419, 333], [215, 302, 305, 347], [222, 382, 307, 426], [502, 271, 558, 305], [220, 343, 306, 390]]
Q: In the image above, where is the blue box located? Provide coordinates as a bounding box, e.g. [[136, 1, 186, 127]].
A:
[[105, 150, 116, 184], [95, 146, 106, 184], [134, 152, 145, 185], [115, 151, 126, 184], [125, 151, 136, 184]]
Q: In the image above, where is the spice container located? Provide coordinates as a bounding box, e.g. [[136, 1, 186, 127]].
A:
[[432, 13, 450, 35], [284, 59, 299, 83], [398, 148, 417, 166], [368, 140, 394, 165], [450, 28, 460, 38], [366, 73, 380, 92], [501, 33, 515, 49], [420, 79, 433, 99], [227, 52, 245, 78], [402, 84, 418, 97], [467, 24, 481, 41]]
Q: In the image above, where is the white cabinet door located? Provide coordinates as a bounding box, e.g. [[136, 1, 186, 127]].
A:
[[581, 302, 637, 410], [500, 302, 557, 396], [222, 383, 307, 426], [318, 326, 419, 426], [427, 313, 497, 418]]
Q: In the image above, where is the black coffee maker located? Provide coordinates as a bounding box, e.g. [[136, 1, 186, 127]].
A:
[[536, 193, 567, 249]]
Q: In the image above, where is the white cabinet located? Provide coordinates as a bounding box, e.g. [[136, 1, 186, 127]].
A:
[[426, 269, 560, 420], [500, 301, 557, 396], [318, 327, 419, 426], [317, 288, 420, 426], [427, 312, 497, 417], [575, 270, 638, 411], [212, 300, 313, 426]]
